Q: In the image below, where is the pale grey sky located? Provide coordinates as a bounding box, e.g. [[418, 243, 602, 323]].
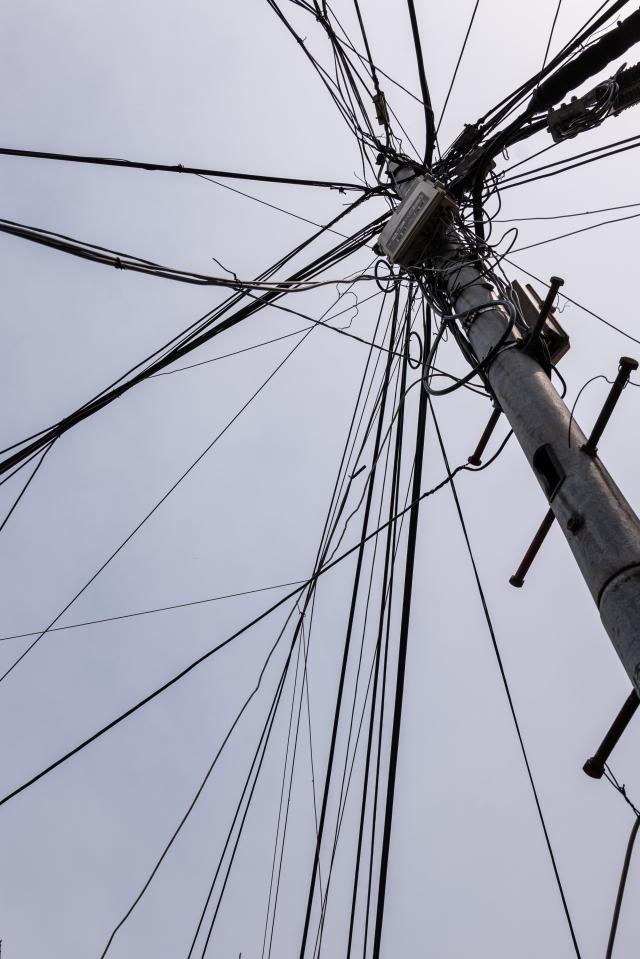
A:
[[1, 2, 640, 957]]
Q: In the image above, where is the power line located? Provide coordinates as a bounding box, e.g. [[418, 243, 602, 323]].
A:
[[605, 812, 640, 959], [0, 440, 55, 536], [405, 0, 437, 165], [196, 175, 351, 238], [0, 580, 307, 644], [0, 217, 376, 293], [0, 146, 367, 191], [510, 208, 640, 253], [495, 199, 640, 222], [499, 135, 640, 191], [346, 306, 411, 959], [371, 300, 430, 959]]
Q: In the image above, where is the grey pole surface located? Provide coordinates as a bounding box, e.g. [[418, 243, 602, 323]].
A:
[[392, 165, 640, 695]]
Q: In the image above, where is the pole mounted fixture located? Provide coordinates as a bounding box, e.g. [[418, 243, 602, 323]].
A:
[[583, 690, 640, 780]]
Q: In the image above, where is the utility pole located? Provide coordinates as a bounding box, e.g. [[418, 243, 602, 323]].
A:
[[390, 163, 640, 699]]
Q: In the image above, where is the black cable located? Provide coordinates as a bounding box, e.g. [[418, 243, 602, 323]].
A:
[[345, 299, 410, 959], [258, 290, 403, 955], [261, 626, 309, 959], [260, 300, 398, 954], [150, 328, 310, 377], [476, 0, 631, 132], [429, 401, 583, 959], [259, 295, 397, 955], [605, 813, 640, 959], [436, 0, 481, 133], [297, 287, 400, 959], [0, 440, 55, 536], [495, 199, 640, 222], [0, 217, 377, 292], [352, 0, 380, 91], [312, 336, 406, 957], [0, 146, 366, 191], [499, 136, 640, 190], [541, 1, 563, 73], [0, 580, 308, 645], [531, 4, 640, 112], [405, 0, 436, 166], [371, 302, 431, 959], [501, 131, 640, 183], [511, 208, 640, 253]]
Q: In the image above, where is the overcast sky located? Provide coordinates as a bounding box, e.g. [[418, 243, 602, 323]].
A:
[[1, 2, 640, 957]]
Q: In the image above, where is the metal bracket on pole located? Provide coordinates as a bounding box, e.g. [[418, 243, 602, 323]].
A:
[[581, 356, 639, 457], [583, 690, 640, 779], [521, 275, 564, 357], [509, 508, 555, 588], [467, 405, 501, 466], [509, 354, 637, 588]]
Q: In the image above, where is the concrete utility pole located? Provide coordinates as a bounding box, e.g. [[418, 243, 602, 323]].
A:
[[392, 165, 640, 697]]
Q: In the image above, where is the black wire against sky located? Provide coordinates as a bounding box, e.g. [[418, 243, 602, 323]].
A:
[[0, 146, 368, 192]]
